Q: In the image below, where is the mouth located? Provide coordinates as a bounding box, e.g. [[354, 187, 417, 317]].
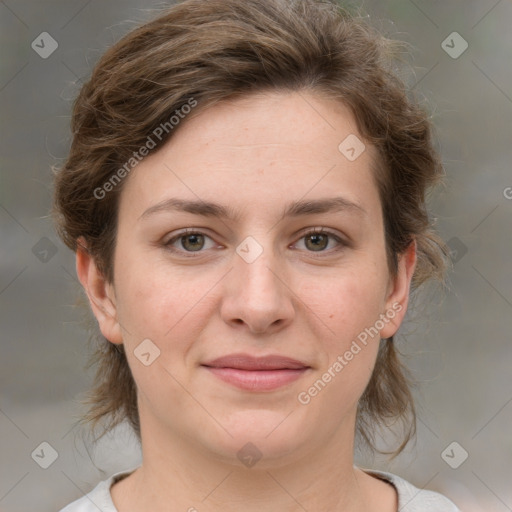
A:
[[201, 353, 311, 392]]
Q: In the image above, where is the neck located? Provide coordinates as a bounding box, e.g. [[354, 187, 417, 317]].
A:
[[116, 411, 373, 512]]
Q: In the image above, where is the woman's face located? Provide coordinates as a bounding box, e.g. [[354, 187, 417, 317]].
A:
[[86, 90, 415, 466]]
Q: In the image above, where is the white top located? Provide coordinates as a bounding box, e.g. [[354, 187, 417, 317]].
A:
[[59, 467, 460, 511]]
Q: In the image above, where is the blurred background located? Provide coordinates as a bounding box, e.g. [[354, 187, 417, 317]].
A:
[[1, 1, 511, 510]]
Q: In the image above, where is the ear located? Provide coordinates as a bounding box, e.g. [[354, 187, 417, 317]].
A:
[[379, 239, 417, 340], [75, 237, 123, 345]]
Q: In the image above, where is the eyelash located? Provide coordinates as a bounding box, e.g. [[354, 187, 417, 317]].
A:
[[163, 227, 347, 258]]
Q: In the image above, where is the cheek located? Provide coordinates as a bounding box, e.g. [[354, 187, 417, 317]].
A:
[[306, 261, 389, 339], [115, 264, 214, 413], [305, 261, 388, 386], [301, 274, 386, 416], [113, 252, 213, 353]]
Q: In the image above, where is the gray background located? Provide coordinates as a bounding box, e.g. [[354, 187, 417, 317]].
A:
[[1, 1, 511, 511]]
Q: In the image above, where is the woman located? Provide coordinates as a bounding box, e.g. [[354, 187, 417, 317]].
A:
[[53, 0, 460, 510]]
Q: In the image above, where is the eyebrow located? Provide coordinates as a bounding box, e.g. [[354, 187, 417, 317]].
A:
[[138, 196, 367, 222]]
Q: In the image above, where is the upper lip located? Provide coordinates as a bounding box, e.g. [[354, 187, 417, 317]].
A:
[[202, 353, 310, 370]]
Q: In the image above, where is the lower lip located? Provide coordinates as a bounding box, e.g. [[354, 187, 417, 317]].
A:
[[203, 366, 309, 391]]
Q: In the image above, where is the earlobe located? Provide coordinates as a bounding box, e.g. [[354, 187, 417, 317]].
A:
[[75, 237, 123, 345], [379, 239, 417, 339]]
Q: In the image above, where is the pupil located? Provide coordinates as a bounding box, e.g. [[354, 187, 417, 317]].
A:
[[307, 234, 327, 251], [184, 234, 203, 251]]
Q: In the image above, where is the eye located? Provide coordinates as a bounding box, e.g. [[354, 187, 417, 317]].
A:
[[164, 229, 217, 256], [163, 227, 347, 258], [294, 227, 346, 254]]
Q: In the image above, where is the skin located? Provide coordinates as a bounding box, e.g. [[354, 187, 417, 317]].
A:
[[77, 90, 416, 512]]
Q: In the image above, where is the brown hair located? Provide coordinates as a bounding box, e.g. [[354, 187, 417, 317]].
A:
[[53, 0, 449, 456]]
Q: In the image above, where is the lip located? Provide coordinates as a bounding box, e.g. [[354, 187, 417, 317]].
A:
[[201, 354, 311, 392], [203, 354, 310, 370]]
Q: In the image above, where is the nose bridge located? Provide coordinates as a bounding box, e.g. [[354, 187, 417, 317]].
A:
[[221, 232, 294, 332], [235, 233, 283, 300]]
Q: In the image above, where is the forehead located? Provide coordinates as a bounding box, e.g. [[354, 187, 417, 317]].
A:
[[168, 90, 362, 152], [118, 90, 381, 224]]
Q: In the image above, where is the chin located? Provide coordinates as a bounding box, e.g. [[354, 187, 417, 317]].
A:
[[203, 409, 310, 467]]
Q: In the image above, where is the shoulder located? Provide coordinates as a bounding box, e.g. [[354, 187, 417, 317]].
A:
[[361, 468, 461, 512], [58, 469, 136, 512]]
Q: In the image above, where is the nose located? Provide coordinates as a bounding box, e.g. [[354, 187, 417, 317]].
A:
[[220, 240, 295, 335]]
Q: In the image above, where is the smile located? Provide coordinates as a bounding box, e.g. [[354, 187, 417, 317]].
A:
[[201, 353, 311, 391]]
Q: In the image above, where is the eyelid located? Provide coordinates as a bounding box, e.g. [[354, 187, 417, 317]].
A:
[[293, 227, 348, 253], [163, 228, 219, 253]]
